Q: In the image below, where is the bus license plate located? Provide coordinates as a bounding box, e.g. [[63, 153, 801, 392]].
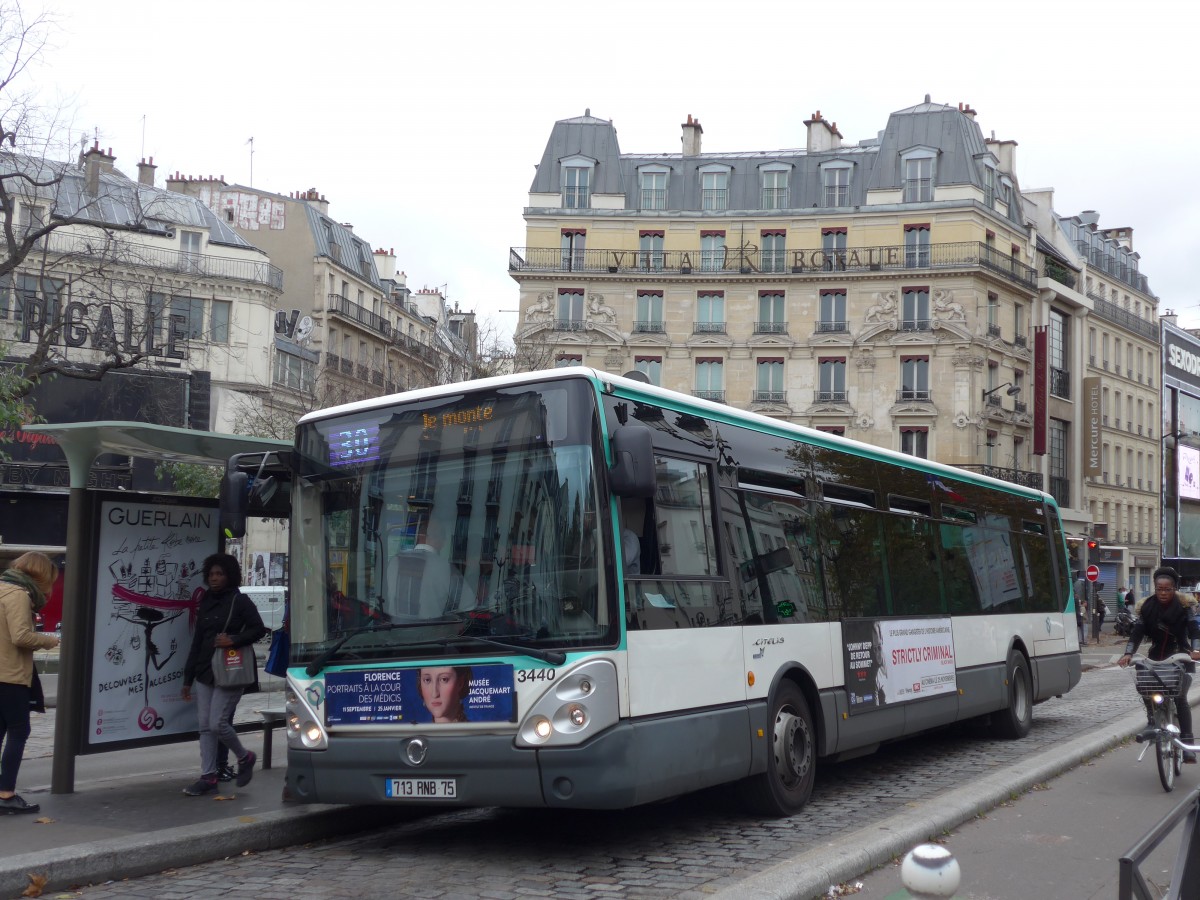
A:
[[386, 777, 457, 799]]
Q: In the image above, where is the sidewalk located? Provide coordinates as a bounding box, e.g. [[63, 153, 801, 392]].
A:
[[2, 656, 404, 899]]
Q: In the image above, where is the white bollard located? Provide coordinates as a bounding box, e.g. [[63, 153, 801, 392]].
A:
[[899, 843, 961, 898]]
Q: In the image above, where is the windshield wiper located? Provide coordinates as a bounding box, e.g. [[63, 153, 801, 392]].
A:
[[420, 634, 566, 666], [306, 621, 413, 675]]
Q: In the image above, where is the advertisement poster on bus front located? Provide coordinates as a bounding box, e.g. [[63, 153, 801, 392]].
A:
[[324, 664, 517, 726], [843, 618, 956, 714], [86, 499, 217, 748]]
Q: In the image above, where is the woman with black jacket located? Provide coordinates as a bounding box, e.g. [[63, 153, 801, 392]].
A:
[[181, 553, 266, 796]]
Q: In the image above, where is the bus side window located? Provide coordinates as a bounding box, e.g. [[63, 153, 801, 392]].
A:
[[621, 498, 645, 576]]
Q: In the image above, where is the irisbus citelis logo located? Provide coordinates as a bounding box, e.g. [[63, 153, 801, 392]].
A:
[[422, 404, 496, 433]]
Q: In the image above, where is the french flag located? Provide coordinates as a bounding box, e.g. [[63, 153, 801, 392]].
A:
[[926, 473, 966, 502]]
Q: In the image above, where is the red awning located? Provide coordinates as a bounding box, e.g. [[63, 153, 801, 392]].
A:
[[760, 229, 786, 236], [639, 230, 665, 237], [561, 228, 587, 235], [700, 230, 726, 237]]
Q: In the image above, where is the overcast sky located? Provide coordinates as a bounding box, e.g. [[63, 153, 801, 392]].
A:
[[27, 0, 1199, 339]]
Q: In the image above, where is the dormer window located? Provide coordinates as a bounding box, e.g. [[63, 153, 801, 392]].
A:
[[699, 164, 731, 212], [901, 148, 937, 203], [560, 155, 595, 209], [820, 161, 852, 207], [639, 166, 670, 210], [760, 164, 791, 209], [982, 165, 997, 207]]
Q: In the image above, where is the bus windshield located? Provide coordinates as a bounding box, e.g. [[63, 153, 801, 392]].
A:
[[289, 378, 615, 665]]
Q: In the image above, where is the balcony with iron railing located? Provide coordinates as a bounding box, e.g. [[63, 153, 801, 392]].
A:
[[693, 322, 726, 334], [1050, 367, 1071, 399], [815, 390, 848, 403], [510, 240, 1039, 289], [1074, 239, 1151, 293], [816, 320, 849, 333], [1042, 258, 1077, 289], [390, 332, 441, 364], [753, 390, 786, 404], [328, 293, 391, 337], [693, 390, 725, 402], [45, 231, 284, 291], [1088, 292, 1161, 341], [957, 464, 1044, 491], [897, 389, 931, 402], [754, 321, 788, 334], [633, 320, 667, 333]]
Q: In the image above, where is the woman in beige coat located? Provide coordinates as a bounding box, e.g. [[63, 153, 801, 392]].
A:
[[0, 552, 60, 814]]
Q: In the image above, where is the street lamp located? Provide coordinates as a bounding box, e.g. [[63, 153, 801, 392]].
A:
[[982, 382, 1021, 401]]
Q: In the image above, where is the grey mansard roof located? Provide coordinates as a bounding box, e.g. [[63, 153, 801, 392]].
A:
[[528, 100, 1025, 228], [1, 153, 256, 249]]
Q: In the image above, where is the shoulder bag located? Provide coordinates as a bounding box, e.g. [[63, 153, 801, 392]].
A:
[[211, 596, 256, 688]]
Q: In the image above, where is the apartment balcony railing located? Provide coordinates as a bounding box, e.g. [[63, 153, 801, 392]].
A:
[[897, 389, 931, 402], [510, 240, 1039, 289], [701, 189, 727, 211], [693, 322, 726, 334], [1042, 259, 1077, 289], [45, 231, 284, 291], [816, 320, 849, 333], [1050, 367, 1071, 399], [901, 319, 931, 332], [754, 321, 787, 334], [324, 352, 339, 369], [390, 332, 440, 364], [340, 358, 353, 375], [987, 323, 1001, 337], [1073, 240, 1151, 293], [753, 390, 786, 403], [633, 320, 667, 333], [1088, 292, 1161, 341], [815, 390, 848, 403], [553, 318, 588, 332], [957, 464, 1044, 491], [693, 390, 725, 402], [327, 294, 391, 337]]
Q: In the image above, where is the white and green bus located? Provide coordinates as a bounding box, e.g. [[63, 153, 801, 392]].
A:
[[228, 367, 1080, 816]]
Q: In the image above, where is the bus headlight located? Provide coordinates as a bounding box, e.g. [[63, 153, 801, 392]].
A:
[[516, 659, 618, 748], [285, 675, 328, 750]]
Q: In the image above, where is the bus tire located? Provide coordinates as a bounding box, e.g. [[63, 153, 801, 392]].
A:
[[744, 681, 815, 817], [990, 651, 1032, 739]]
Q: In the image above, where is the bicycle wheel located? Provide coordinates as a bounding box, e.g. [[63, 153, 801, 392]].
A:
[[1157, 705, 1177, 792]]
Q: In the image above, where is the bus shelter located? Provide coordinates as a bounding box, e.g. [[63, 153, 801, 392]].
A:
[[23, 422, 289, 794]]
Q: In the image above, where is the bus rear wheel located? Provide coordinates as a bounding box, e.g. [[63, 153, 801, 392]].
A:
[[744, 682, 815, 817], [990, 650, 1033, 739]]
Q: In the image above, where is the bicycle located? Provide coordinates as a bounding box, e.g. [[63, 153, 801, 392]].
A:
[[1131, 653, 1198, 792]]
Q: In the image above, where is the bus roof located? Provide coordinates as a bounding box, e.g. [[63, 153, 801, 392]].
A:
[[297, 367, 1056, 508]]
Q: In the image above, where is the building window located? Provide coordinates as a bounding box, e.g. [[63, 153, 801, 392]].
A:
[[555, 354, 583, 367], [696, 291, 725, 333], [900, 426, 928, 459], [822, 228, 847, 271], [170, 296, 204, 340], [761, 230, 786, 273], [1049, 418, 1069, 507], [180, 230, 203, 274], [273, 349, 316, 393], [209, 299, 230, 343], [900, 356, 929, 400], [639, 230, 664, 271], [901, 288, 930, 331], [762, 169, 789, 209], [818, 357, 846, 401], [634, 355, 661, 385], [146, 291, 168, 342], [823, 166, 849, 207], [695, 358, 724, 401], [700, 231, 726, 272], [756, 359, 785, 403], [904, 224, 930, 268], [635, 291, 664, 332], [0, 274, 10, 319], [556, 289, 585, 330], [756, 292, 786, 334], [983, 166, 996, 208], [701, 171, 727, 211], [818, 290, 847, 332], [640, 170, 667, 210], [1014, 302, 1024, 345], [563, 166, 591, 208], [1049, 308, 1069, 398], [18, 203, 45, 241], [560, 229, 586, 271], [904, 157, 933, 202], [987, 291, 999, 336]]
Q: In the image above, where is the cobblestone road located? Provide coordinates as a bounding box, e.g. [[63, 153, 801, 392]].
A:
[[65, 665, 1138, 899]]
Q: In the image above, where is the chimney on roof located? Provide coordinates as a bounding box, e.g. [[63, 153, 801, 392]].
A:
[[1101, 225, 1134, 251], [681, 114, 703, 157], [1078, 210, 1100, 229], [984, 135, 1018, 177], [83, 143, 116, 196], [373, 246, 397, 280], [958, 101, 977, 121], [1163, 309, 1178, 327], [299, 187, 329, 216], [137, 156, 157, 187], [804, 110, 842, 153]]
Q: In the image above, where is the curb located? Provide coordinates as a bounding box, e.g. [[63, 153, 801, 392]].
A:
[[0, 804, 405, 898], [707, 698, 1175, 900]]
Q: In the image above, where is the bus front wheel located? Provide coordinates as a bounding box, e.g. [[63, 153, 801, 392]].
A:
[[744, 682, 815, 817], [990, 650, 1033, 739]]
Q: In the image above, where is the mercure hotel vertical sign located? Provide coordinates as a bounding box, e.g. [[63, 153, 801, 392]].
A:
[[1082, 376, 1101, 475]]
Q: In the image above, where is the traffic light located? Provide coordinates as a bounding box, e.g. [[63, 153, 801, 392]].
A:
[[1086, 539, 1099, 565]]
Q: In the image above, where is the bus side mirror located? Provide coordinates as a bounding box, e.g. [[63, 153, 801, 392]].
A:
[[610, 426, 655, 498], [219, 471, 249, 538]]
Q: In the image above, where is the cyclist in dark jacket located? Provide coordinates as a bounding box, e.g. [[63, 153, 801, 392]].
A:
[[1118, 566, 1200, 762]]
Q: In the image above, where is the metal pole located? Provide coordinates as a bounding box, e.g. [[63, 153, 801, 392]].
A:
[[51, 486, 92, 793]]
